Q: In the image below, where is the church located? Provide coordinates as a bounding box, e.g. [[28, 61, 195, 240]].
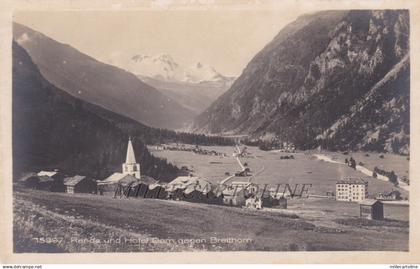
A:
[[122, 137, 141, 179], [97, 138, 141, 194]]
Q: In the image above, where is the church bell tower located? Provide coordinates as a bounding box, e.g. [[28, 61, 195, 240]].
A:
[[122, 138, 141, 179]]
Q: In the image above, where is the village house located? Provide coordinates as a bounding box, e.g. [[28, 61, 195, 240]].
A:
[[222, 184, 248, 206], [124, 175, 158, 198], [64, 175, 97, 194], [336, 178, 368, 202], [98, 173, 137, 196], [375, 190, 402, 201], [146, 183, 168, 199], [359, 199, 384, 220], [245, 192, 287, 209], [166, 176, 213, 201], [34, 170, 67, 192]]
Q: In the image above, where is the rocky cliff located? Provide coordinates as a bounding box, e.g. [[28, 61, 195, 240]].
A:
[[194, 10, 409, 154]]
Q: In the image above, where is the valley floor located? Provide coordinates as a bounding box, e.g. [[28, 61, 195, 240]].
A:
[[14, 188, 408, 252], [148, 145, 409, 198]]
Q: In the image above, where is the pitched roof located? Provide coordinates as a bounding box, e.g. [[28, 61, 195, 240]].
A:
[[184, 183, 212, 195], [140, 175, 157, 185], [37, 170, 58, 177], [222, 185, 246, 196], [149, 183, 163, 190], [359, 199, 381, 206], [125, 138, 136, 164], [98, 172, 126, 185], [119, 174, 140, 186], [231, 181, 252, 187], [167, 176, 212, 192], [64, 175, 87, 186]]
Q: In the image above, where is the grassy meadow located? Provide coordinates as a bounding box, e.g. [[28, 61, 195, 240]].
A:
[[148, 145, 409, 198], [14, 188, 408, 252]]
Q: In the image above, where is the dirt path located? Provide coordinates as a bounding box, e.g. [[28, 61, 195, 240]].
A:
[[313, 154, 409, 192]]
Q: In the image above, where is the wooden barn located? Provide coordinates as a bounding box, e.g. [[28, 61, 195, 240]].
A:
[[37, 176, 65, 192], [35, 170, 66, 192], [125, 175, 158, 198], [359, 199, 384, 220], [64, 175, 97, 194], [146, 183, 168, 199]]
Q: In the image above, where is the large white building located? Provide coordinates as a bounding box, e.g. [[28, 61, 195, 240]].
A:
[[336, 178, 368, 202], [122, 138, 141, 179]]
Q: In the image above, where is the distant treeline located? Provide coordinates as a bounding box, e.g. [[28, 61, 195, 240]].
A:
[[90, 106, 235, 146], [240, 138, 295, 152], [133, 128, 235, 146]]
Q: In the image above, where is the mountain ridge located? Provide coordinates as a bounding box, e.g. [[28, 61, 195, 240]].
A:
[[193, 10, 410, 154], [13, 22, 194, 130], [111, 52, 234, 83], [12, 41, 179, 181]]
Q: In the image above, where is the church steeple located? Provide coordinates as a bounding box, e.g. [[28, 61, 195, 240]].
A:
[[126, 137, 136, 164], [122, 137, 141, 179]]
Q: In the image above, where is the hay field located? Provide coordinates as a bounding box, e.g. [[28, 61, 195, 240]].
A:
[[148, 145, 409, 198], [14, 188, 408, 252]]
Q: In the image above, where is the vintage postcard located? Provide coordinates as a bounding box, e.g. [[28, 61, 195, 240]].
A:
[[1, 0, 419, 264]]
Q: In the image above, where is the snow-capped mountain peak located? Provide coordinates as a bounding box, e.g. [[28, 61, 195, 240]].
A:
[[114, 53, 229, 83], [184, 62, 224, 83]]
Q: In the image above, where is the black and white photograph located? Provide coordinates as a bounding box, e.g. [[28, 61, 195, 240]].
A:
[[1, 0, 418, 263]]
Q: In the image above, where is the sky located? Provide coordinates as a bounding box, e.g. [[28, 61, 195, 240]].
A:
[[13, 9, 300, 76]]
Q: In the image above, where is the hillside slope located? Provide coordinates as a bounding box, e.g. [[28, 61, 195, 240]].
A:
[[13, 41, 178, 181], [194, 10, 409, 154], [13, 23, 194, 130]]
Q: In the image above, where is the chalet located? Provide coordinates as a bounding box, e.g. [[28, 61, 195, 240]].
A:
[[375, 190, 402, 201], [183, 187, 210, 203], [37, 170, 60, 178], [222, 185, 247, 206], [36, 176, 64, 192], [35, 170, 66, 192], [64, 175, 97, 194], [359, 199, 384, 220], [166, 176, 213, 201], [246, 192, 287, 209], [205, 189, 224, 205], [126, 175, 158, 198], [260, 194, 284, 208], [98, 173, 130, 195], [336, 178, 368, 202], [146, 183, 168, 199], [166, 176, 212, 192]]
